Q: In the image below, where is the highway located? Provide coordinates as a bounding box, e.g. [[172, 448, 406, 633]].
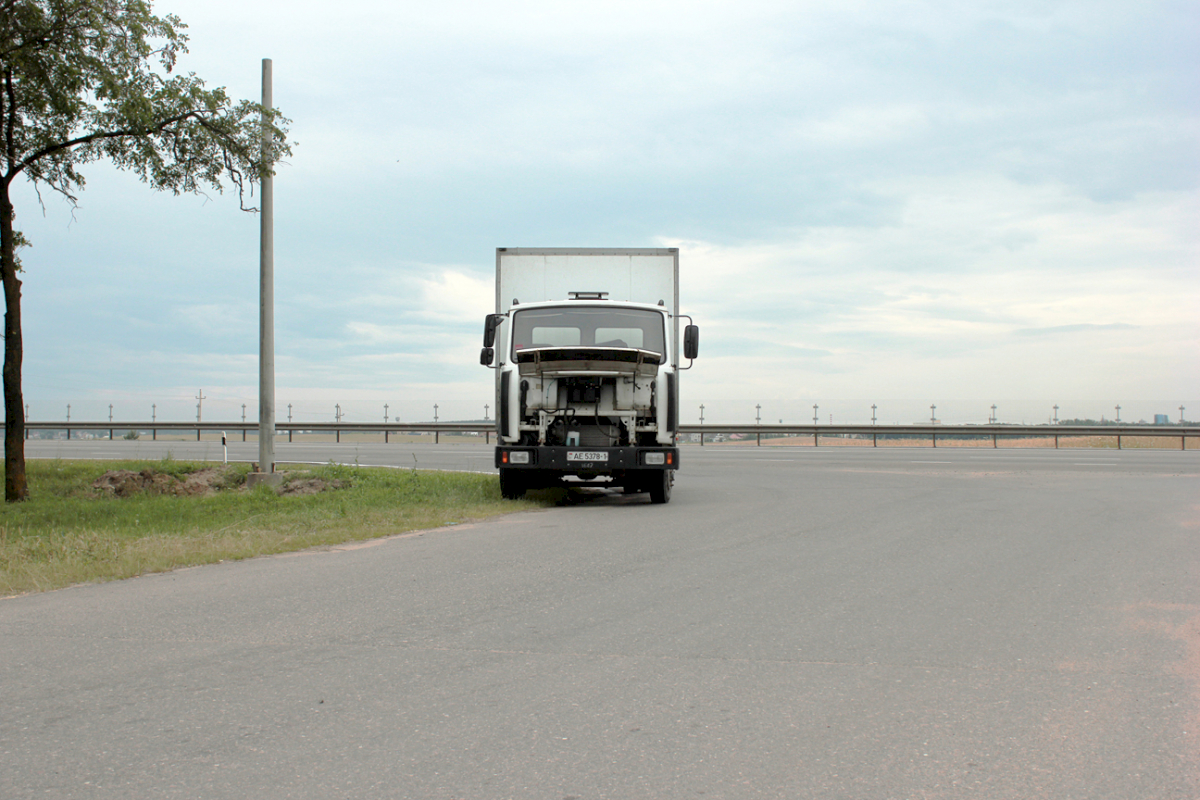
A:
[[22, 436, 1200, 476], [2, 443, 1198, 798]]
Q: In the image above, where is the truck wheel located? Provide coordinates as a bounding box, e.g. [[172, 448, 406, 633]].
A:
[[498, 469, 526, 500], [648, 471, 672, 504]]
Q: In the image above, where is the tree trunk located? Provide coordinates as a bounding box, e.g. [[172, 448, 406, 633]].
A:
[[1, 180, 28, 502]]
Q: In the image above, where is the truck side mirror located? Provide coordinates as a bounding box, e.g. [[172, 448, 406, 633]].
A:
[[683, 325, 700, 360], [483, 314, 501, 348], [480, 347, 495, 366]]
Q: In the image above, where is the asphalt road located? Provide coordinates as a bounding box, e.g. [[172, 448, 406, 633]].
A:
[[3, 444, 1198, 798], [21, 437, 1200, 475]]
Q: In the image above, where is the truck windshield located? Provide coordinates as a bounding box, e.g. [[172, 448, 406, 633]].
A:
[[511, 307, 666, 360]]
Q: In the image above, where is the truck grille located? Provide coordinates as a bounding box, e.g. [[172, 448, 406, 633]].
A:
[[577, 424, 619, 447]]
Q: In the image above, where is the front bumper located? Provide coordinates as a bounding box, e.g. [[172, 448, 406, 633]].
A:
[[495, 446, 679, 471]]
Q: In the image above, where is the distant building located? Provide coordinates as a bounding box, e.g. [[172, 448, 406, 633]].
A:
[[1154, 414, 1170, 425]]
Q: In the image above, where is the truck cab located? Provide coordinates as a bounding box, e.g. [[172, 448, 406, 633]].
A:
[[480, 249, 698, 503]]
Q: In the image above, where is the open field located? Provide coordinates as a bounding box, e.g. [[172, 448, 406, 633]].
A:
[[0, 460, 546, 596]]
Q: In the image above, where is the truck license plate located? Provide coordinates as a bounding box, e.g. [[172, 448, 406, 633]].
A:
[[567, 451, 608, 462]]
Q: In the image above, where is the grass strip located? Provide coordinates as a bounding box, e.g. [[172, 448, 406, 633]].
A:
[[1, 459, 550, 596]]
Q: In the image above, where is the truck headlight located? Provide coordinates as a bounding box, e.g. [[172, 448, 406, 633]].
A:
[[643, 452, 666, 465]]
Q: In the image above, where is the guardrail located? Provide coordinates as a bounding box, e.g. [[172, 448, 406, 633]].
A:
[[25, 421, 492, 445], [678, 423, 1200, 450], [23, 421, 1200, 450]]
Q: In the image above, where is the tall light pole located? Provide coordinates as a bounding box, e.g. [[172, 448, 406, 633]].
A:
[[257, 57, 277, 478], [1115, 404, 1121, 423], [813, 404, 818, 425], [871, 404, 877, 425], [1053, 404, 1059, 424], [930, 404, 936, 424]]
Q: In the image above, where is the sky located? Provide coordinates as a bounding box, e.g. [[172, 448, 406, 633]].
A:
[[12, 0, 1199, 426]]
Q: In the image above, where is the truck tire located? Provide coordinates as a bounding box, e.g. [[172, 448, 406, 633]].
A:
[[648, 471, 672, 504], [498, 468, 526, 500]]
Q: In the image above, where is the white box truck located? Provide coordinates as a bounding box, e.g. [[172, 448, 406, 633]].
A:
[[480, 248, 699, 503]]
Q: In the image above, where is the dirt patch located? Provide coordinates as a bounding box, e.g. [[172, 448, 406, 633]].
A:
[[92, 467, 350, 498], [277, 475, 348, 496], [92, 467, 237, 498]]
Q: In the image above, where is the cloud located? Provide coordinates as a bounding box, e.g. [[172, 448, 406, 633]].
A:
[[10, 0, 1198, 425], [666, 175, 1199, 405], [1015, 323, 1138, 336], [415, 270, 494, 324]]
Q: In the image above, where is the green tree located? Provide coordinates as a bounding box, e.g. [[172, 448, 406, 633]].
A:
[[1, 0, 290, 501]]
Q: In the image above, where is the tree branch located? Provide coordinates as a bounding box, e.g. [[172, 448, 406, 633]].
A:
[[13, 107, 213, 177]]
